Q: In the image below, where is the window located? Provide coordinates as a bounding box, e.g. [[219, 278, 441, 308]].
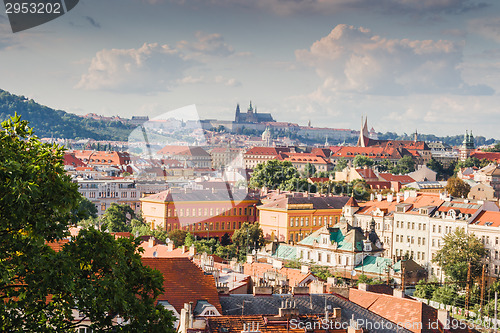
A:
[[204, 208, 208, 216], [418, 223, 421, 230], [318, 253, 322, 262], [423, 224, 426, 231], [422, 238, 425, 246], [300, 217, 304, 227], [412, 222, 415, 230], [327, 254, 331, 263], [313, 217, 316, 226], [438, 225, 441, 233], [290, 218, 294, 227], [305, 217, 309, 226], [422, 253, 425, 260], [418, 237, 421, 245], [433, 225, 436, 233]]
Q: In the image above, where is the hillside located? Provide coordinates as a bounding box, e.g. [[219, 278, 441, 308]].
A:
[[0, 89, 135, 141]]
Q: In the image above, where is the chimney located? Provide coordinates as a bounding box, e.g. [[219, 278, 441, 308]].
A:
[[396, 193, 401, 203], [393, 288, 405, 298], [301, 265, 310, 274], [370, 193, 375, 201], [167, 241, 174, 251], [437, 309, 450, 329], [387, 193, 393, 203], [403, 191, 410, 201], [377, 194, 382, 202], [189, 245, 196, 256], [181, 245, 187, 253], [148, 236, 156, 248]]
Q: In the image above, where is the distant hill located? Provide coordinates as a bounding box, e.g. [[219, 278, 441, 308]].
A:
[[0, 89, 135, 141]]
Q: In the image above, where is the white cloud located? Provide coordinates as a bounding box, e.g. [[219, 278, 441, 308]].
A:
[[295, 24, 493, 95], [215, 76, 241, 87], [76, 43, 193, 93], [178, 76, 205, 84], [177, 31, 234, 58]]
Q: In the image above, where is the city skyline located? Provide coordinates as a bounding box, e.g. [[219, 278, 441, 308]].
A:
[[1, 0, 500, 137]]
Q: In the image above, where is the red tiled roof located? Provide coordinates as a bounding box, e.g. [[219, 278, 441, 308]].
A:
[[46, 239, 70, 252], [349, 288, 438, 333], [141, 257, 222, 314], [138, 242, 191, 258], [355, 168, 378, 180], [244, 147, 291, 156], [63, 153, 86, 167], [378, 173, 415, 184], [242, 262, 314, 287], [157, 145, 210, 157], [283, 154, 330, 164], [472, 211, 500, 227], [345, 196, 359, 208], [471, 151, 500, 163]]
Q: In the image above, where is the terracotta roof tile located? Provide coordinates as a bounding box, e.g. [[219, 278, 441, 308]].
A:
[[141, 257, 222, 314]]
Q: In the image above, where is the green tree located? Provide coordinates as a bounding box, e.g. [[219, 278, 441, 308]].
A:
[[100, 203, 136, 232], [303, 163, 317, 177], [391, 156, 415, 174], [432, 284, 459, 306], [350, 179, 371, 201], [168, 229, 188, 247], [0, 115, 174, 332], [445, 176, 471, 198], [73, 197, 98, 222], [231, 222, 265, 255], [426, 158, 444, 177], [249, 160, 301, 190], [215, 243, 238, 259], [432, 228, 486, 282], [334, 157, 348, 172], [220, 232, 232, 246], [414, 280, 437, 300], [353, 155, 374, 168], [184, 232, 196, 247], [376, 159, 394, 172]]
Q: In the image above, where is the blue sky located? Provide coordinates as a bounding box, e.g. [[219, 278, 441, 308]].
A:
[[1, 0, 500, 138]]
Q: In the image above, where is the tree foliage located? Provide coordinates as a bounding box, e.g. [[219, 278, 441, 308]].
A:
[[249, 160, 301, 190], [334, 157, 348, 172], [0, 115, 174, 332], [231, 222, 265, 255], [432, 228, 486, 282], [0, 89, 134, 140], [302, 163, 317, 177], [100, 203, 137, 232], [168, 229, 188, 247], [445, 177, 471, 198], [391, 156, 415, 175], [353, 155, 374, 168]]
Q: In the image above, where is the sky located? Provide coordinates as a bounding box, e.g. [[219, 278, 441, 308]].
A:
[[1, 0, 500, 138]]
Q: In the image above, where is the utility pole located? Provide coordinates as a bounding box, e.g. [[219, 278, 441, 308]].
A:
[[480, 264, 486, 317], [494, 291, 498, 331], [402, 260, 406, 293], [465, 262, 471, 311]]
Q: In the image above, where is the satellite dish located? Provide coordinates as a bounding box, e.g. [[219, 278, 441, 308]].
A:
[[351, 270, 357, 277]]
